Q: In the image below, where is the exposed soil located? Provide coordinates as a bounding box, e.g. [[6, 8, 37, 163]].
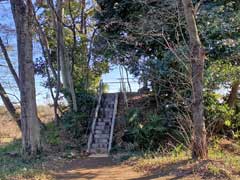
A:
[[52, 157, 145, 180], [51, 157, 192, 180], [50, 156, 238, 180]]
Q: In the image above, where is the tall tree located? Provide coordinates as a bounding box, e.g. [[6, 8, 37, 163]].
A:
[[48, 0, 78, 112], [182, 0, 207, 159], [31, 1, 61, 123], [10, 0, 41, 156]]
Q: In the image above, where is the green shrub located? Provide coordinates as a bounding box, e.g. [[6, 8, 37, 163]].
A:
[[124, 108, 178, 150], [61, 111, 89, 139], [204, 92, 235, 134], [44, 123, 60, 146], [61, 91, 96, 140]]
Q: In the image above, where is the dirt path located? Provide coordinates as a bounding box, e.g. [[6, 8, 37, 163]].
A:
[[52, 157, 148, 180], [51, 157, 200, 180]]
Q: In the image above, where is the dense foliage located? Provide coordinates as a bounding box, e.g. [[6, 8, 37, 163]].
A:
[[93, 0, 240, 150]]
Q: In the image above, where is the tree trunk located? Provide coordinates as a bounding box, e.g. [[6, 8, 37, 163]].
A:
[[0, 30, 46, 130], [31, 2, 61, 124], [227, 81, 239, 108], [124, 66, 132, 92], [182, 0, 208, 159], [10, 0, 41, 156], [0, 82, 21, 129], [56, 0, 77, 112], [56, 0, 67, 89], [31, 11, 58, 81]]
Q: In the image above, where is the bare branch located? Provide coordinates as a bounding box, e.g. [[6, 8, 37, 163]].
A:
[[0, 37, 20, 89], [194, 0, 204, 15]]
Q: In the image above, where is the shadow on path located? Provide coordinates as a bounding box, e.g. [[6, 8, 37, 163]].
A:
[[53, 157, 208, 180], [53, 157, 143, 180]]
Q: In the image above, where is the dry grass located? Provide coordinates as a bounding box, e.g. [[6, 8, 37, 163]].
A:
[[4, 170, 54, 180], [125, 140, 240, 180], [0, 106, 20, 145], [37, 105, 55, 123], [0, 106, 57, 180], [0, 105, 54, 146]]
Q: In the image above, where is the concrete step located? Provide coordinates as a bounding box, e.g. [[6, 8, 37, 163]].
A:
[[90, 148, 108, 154], [102, 99, 114, 103], [92, 143, 108, 148], [88, 93, 117, 155], [95, 129, 110, 134], [97, 118, 111, 122], [95, 125, 110, 130], [94, 134, 109, 139], [95, 125, 105, 130], [104, 101, 114, 104], [98, 116, 113, 120], [89, 154, 109, 157], [98, 111, 113, 117], [96, 122, 106, 126], [98, 109, 113, 114], [96, 122, 111, 127], [99, 113, 113, 119], [99, 107, 114, 111], [102, 104, 114, 108], [103, 98, 115, 102], [94, 138, 108, 143]]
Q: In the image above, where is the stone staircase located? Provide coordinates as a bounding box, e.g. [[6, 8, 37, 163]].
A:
[[87, 93, 118, 156]]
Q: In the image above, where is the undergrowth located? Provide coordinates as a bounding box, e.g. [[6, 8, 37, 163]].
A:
[[125, 138, 240, 179], [0, 122, 69, 180], [0, 140, 53, 180]]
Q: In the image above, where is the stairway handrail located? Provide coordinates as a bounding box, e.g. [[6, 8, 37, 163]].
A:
[[108, 93, 118, 153], [87, 80, 103, 153]]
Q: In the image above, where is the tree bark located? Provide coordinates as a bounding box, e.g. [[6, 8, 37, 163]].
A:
[[56, 0, 77, 112], [10, 0, 41, 156], [182, 0, 208, 159], [124, 66, 132, 92], [80, 0, 86, 34], [227, 81, 239, 108], [0, 82, 21, 129]]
